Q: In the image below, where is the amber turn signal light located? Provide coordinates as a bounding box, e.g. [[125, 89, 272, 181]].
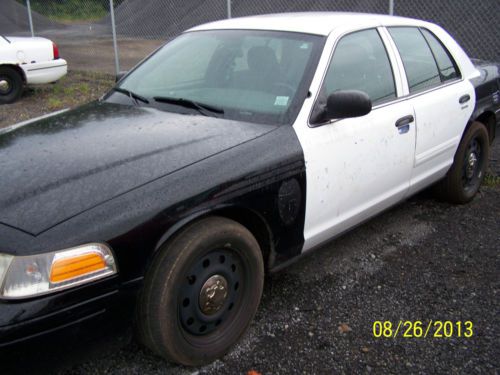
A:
[[0, 243, 117, 299], [50, 252, 107, 283]]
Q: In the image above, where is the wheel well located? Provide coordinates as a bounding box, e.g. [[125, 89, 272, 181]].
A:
[[0, 64, 26, 83], [152, 207, 274, 273], [211, 207, 273, 269], [474, 111, 496, 144]]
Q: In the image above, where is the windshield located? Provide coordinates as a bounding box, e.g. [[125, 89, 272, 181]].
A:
[[111, 30, 324, 125]]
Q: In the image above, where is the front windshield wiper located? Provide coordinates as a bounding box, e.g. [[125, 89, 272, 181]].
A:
[[153, 96, 224, 117], [113, 87, 150, 105]]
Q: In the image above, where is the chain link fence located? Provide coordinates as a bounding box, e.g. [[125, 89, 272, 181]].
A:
[[1, 0, 499, 75], [393, 0, 499, 65]]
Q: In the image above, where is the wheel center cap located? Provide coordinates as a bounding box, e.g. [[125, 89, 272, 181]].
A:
[[466, 152, 478, 179], [0, 79, 10, 93], [199, 274, 228, 315]]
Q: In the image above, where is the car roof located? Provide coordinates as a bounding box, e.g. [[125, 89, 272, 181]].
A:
[[188, 12, 429, 36]]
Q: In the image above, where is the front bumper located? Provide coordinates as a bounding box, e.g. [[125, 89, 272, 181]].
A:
[[0, 275, 141, 349]]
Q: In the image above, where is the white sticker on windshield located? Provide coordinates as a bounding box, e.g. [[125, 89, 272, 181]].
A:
[[274, 96, 289, 106]]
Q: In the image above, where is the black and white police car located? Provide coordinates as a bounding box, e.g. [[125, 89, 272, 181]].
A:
[[0, 12, 499, 365]]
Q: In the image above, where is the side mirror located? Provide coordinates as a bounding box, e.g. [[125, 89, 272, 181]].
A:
[[115, 71, 128, 83], [326, 90, 372, 120]]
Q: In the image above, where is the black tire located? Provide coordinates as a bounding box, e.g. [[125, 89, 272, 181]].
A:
[[137, 216, 264, 366], [0, 66, 23, 104], [434, 121, 489, 204]]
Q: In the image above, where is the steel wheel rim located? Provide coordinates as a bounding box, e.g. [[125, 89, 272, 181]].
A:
[[461, 136, 483, 192], [178, 248, 243, 336]]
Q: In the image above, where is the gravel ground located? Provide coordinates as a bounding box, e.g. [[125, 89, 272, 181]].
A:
[[1, 96, 499, 374]]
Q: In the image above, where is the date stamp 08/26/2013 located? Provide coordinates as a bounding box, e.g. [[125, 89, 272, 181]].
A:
[[372, 321, 474, 339]]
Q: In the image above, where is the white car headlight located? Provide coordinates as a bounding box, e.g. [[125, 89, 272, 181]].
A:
[[0, 243, 117, 299]]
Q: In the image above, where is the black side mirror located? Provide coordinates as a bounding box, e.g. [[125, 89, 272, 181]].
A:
[[115, 71, 128, 83], [326, 90, 372, 120]]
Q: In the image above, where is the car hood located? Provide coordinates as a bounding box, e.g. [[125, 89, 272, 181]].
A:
[[0, 102, 278, 235]]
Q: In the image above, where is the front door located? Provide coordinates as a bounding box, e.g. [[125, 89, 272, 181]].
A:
[[294, 28, 416, 251]]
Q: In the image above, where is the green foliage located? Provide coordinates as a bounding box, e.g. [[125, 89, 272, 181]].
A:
[[47, 97, 63, 110], [17, 0, 126, 22], [483, 174, 500, 188]]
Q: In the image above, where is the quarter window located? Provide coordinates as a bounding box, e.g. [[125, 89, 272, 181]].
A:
[[420, 29, 460, 82], [388, 27, 441, 93], [321, 29, 396, 105]]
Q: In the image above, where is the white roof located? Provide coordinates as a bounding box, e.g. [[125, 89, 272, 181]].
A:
[[188, 12, 429, 36]]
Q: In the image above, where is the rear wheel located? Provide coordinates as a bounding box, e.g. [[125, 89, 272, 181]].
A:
[[0, 67, 23, 104], [434, 121, 489, 203], [137, 216, 264, 366]]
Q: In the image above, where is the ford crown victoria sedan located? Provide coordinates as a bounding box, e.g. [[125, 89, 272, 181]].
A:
[[0, 13, 499, 365], [0, 35, 67, 104]]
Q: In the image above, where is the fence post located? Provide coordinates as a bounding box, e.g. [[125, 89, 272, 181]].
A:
[[109, 0, 120, 75], [227, 0, 231, 19], [389, 0, 394, 15], [26, 0, 35, 37]]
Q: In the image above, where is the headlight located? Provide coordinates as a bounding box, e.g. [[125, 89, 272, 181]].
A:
[[0, 243, 117, 299], [0, 254, 13, 289]]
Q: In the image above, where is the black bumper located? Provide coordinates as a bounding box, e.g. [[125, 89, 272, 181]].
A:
[[0, 276, 141, 349]]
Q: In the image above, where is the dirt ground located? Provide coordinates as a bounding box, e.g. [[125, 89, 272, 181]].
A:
[[56, 37, 164, 73]]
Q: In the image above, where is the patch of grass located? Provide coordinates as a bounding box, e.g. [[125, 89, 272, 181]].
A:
[[60, 82, 89, 97], [47, 97, 63, 111], [18, 0, 125, 22], [78, 83, 90, 95], [483, 174, 500, 188], [47, 70, 114, 107]]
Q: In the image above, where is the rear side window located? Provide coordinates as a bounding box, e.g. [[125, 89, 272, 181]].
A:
[[388, 27, 441, 93], [323, 29, 396, 105], [420, 29, 460, 82]]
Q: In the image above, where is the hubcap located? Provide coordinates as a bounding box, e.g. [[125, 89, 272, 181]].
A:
[[0, 79, 11, 94], [179, 249, 242, 335], [199, 274, 228, 315], [462, 137, 482, 190], [466, 152, 478, 179]]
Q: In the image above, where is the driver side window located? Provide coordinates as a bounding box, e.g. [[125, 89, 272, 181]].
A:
[[322, 29, 396, 106]]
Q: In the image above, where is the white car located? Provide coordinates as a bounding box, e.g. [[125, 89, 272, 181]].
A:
[[0, 35, 67, 104]]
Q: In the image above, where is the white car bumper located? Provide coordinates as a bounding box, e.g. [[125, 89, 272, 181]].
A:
[[22, 59, 68, 85]]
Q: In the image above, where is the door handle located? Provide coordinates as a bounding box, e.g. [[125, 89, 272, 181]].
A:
[[459, 94, 470, 104], [395, 115, 414, 128]]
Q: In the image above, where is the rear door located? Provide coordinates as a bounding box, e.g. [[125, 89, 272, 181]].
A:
[[386, 27, 475, 194]]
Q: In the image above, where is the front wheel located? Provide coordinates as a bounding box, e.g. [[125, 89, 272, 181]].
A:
[[434, 121, 489, 204], [137, 216, 264, 366]]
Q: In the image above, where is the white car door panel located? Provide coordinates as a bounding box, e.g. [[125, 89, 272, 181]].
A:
[[298, 102, 415, 251], [386, 26, 475, 195], [408, 81, 475, 194], [293, 27, 416, 252]]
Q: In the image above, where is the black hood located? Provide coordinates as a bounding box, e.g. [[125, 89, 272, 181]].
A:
[[0, 102, 278, 235]]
